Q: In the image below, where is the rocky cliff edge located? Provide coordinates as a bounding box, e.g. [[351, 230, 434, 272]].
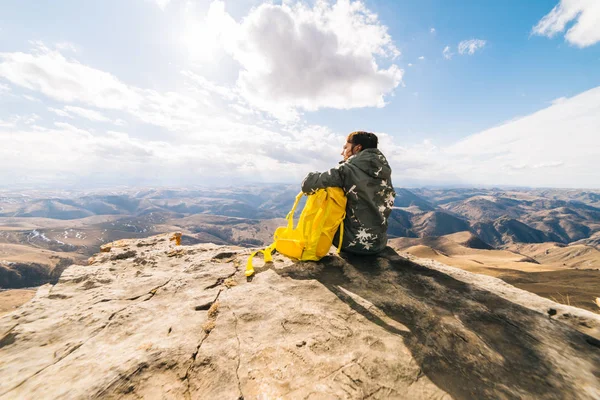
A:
[[1, 233, 600, 399]]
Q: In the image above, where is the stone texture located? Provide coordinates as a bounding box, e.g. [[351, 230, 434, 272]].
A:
[[0, 233, 599, 399]]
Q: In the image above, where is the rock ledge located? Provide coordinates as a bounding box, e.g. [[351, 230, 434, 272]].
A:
[[1, 233, 599, 399]]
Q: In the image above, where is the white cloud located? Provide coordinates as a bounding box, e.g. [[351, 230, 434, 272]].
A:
[[49, 105, 115, 123], [337, 86, 600, 188], [0, 114, 39, 128], [0, 42, 353, 186], [444, 86, 600, 187], [533, 0, 600, 47], [0, 43, 226, 132], [22, 94, 40, 102], [64, 106, 110, 122], [181, 70, 236, 101], [551, 96, 568, 105], [373, 134, 458, 184], [0, 2, 404, 129], [181, 1, 239, 64], [0, 43, 143, 110], [195, 0, 403, 121], [418, 56, 425, 60], [1, 3, 403, 129], [2, 82, 599, 188], [430, 28, 436, 34], [0, 121, 346, 187], [407, 63, 413, 67], [458, 39, 486, 55], [48, 107, 72, 118], [442, 46, 453, 60]]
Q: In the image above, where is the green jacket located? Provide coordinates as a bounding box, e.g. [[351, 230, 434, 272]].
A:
[[301, 148, 395, 254]]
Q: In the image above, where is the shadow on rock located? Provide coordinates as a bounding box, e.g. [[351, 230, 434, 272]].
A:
[[272, 247, 600, 400]]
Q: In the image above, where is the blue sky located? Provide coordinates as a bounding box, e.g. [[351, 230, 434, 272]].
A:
[[0, 0, 599, 188]]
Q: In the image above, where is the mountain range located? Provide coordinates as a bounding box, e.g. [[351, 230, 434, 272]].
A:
[[1, 186, 599, 292], [392, 188, 600, 248]]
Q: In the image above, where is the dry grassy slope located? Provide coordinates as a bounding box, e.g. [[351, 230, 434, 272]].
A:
[[0, 243, 85, 289], [389, 235, 551, 275], [390, 232, 600, 312], [507, 242, 600, 269], [573, 231, 600, 248], [0, 243, 84, 266]]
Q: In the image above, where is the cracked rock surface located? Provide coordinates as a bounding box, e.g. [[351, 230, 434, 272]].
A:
[[1, 233, 599, 399]]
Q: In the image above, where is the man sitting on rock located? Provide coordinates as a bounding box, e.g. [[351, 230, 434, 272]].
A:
[[301, 131, 396, 254]]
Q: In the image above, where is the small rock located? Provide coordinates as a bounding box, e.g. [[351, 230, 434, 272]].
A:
[[110, 250, 137, 261], [224, 278, 237, 288], [202, 320, 215, 334], [167, 249, 184, 258], [169, 232, 182, 246]]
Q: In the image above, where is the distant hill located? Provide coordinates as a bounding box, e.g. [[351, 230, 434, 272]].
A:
[[408, 188, 600, 249], [472, 217, 559, 248], [387, 208, 417, 238], [0, 186, 299, 221], [572, 231, 600, 248], [411, 211, 471, 237], [443, 231, 494, 250], [394, 188, 435, 211], [441, 196, 524, 220]]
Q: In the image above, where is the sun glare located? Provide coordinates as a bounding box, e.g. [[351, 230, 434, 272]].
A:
[[180, 1, 236, 64], [182, 18, 217, 62]]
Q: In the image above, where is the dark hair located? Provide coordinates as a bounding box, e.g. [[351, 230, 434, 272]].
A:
[[348, 131, 378, 150]]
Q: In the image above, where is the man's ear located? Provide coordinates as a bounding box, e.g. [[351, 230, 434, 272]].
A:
[[354, 144, 362, 153]]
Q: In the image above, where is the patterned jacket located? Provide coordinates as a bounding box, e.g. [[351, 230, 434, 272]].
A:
[[301, 148, 395, 254]]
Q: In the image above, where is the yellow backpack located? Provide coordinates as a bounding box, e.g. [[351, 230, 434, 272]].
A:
[[246, 187, 347, 277]]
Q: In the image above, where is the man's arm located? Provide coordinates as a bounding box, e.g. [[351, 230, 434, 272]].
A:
[[301, 165, 345, 194]]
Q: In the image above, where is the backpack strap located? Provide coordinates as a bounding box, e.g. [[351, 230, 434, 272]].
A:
[[245, 243, 276, 277], [336, 219, 344, 254], [245, 192, 304, 277], [326, 187, 345, 255], [286, 192, 305, 230]]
